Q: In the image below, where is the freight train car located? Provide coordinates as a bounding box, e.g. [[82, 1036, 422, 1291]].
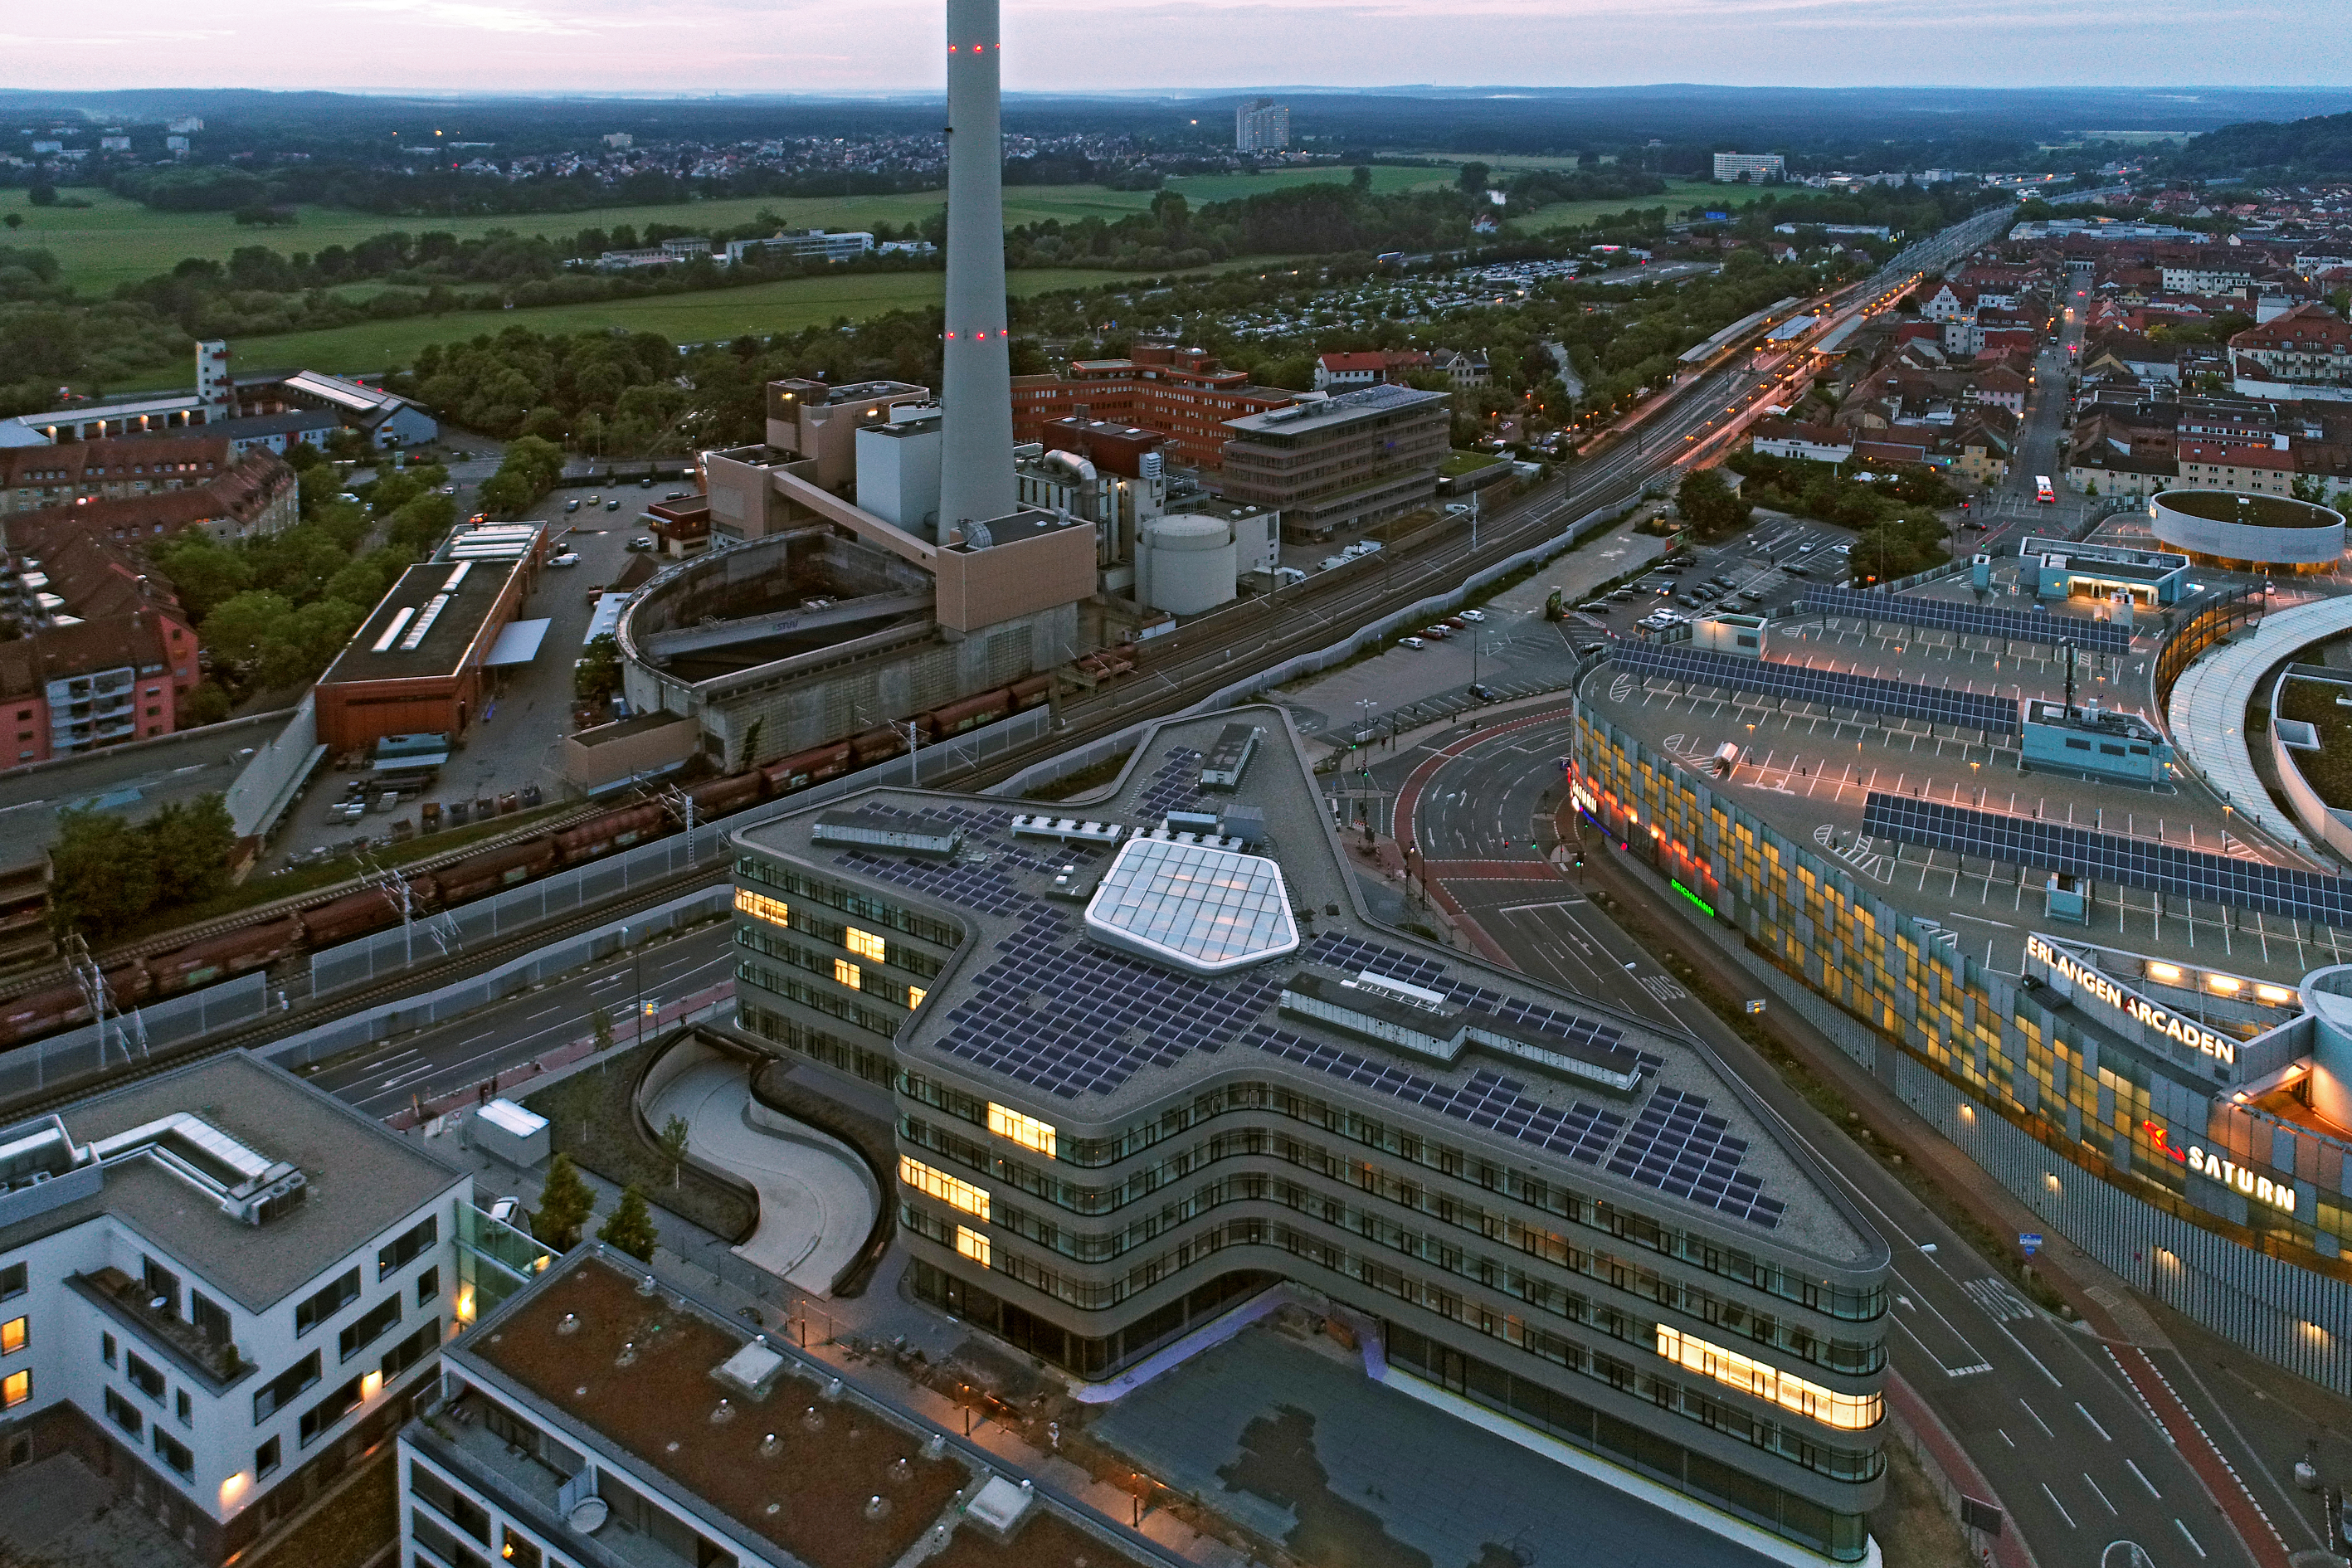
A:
[[679, 772, 763, 820], [0, 964, 152, 1049], [553, 802, 666, 865], [150, 918, 304, 995], [760, 742, 853, 796], [433, 838, 560, 903], [921, 688, 1011, 740], [297, 880, 441, 948]]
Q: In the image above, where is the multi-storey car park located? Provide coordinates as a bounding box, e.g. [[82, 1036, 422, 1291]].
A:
[[1567, 546, 2352, 1399], [728, 708, 1892, 1566]]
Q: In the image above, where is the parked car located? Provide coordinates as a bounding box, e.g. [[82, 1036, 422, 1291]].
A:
[[1398, 635, 1427, 650], [1459, 609, 1488, 622], [565, 499, 581, 513], [1423, 625, 1452, 639], [640, 477, 655, 488], [627, 536, 655, 552], [549, 552, 582, 567], [606, 499, 621, 511]]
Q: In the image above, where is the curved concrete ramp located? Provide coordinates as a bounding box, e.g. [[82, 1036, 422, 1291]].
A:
[[645, 1056, 879, 1297]]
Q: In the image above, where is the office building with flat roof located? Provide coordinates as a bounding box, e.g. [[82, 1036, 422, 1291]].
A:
[[728, 708, 1891, 1564], [1219, 384, 1451, 540]]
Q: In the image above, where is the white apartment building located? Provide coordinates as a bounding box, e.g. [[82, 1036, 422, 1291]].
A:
[[723, 229, 876, 265], [1712, 152, 1786, 182], [2161, 264, 2256, 296], [1235, 98, 1289, 153], [0, 1054, 475, 1566]]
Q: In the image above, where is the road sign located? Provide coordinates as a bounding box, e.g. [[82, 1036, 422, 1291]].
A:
[[2019, 1232, 2042, 1256], [1744, 999, 1767, 1015]]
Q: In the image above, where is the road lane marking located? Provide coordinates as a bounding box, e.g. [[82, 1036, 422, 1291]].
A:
[[2125, 1458, 2160, 1498], [2020, 1397, 2055, 1438], [2082, 1473, 2116, 1515], [2041, 1483, 2076, 1529], [2075, 1401, 2112, 1442], [2173, 1518, 2205, 1558]]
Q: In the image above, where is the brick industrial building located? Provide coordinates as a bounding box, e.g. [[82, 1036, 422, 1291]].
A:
[[1011, 342, 1297, 471], [313, 528, 544, 752]]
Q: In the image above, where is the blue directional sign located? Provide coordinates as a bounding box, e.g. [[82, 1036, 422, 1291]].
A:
[[2019, 1232, 2043, 1256]]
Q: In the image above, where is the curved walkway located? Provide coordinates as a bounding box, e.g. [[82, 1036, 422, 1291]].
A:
[[646, 1057, 879, 1297], [2165, 592, 2352, 867]]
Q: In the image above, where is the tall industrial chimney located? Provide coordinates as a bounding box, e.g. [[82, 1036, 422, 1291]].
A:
[[938, 0, 1016, 538]]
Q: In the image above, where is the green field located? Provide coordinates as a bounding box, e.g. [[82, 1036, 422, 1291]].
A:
[[7, 164, 1457, 296], [105, 255, 1308, 388], [1509, 177, 1772, 235]]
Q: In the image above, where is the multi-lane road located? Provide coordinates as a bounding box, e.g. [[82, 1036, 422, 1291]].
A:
[[1390, 709, 2265, 1568]]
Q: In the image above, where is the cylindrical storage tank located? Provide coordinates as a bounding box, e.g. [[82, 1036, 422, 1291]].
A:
[[1142, 514, 1237, 616], [2149, 489, 2345, 571]]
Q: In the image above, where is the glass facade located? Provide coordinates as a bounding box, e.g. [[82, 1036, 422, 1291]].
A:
[[1568, 702, 2352, 1280]]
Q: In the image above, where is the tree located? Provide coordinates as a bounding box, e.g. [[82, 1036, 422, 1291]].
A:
[[532, 1152, 594, 1249], [2, 213, 19, 231], [27, 183, 56, 207], [145, 796, 236, 908], [591, 1006, 614, 1054], [47, 808, 158, 938], [577, 633, 622, 703], [657, 1115, 690, 1188], [1676, 467, 1752, 538], [597, 1185, 660, 1263], [2293, 473, 2330, 505], [1458, 163, 1490, 194], [1351, 166, 1372, 193]]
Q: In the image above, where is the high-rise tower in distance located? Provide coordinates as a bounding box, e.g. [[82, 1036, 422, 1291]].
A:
[[938, 0, 1017, 538]]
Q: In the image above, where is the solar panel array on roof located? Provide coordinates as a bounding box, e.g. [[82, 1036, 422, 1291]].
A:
[[1245, 1025, 1624, 1164], [1139, 747, 1206, 818], [1303, 933, 1646, 1065], [1799, 585, 2134, 655], [1862, 792, 2352, 923], [1607, 1086, 1785, 1228], [1614, 642, 2021, 734], [932, 943, 1286, 1097]]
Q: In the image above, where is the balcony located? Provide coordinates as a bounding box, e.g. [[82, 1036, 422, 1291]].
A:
[[70, 1268, 255, 1391], [408, 1400, 702, 1568]]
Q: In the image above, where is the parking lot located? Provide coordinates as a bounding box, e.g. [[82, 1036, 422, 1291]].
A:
[[257, 478, 679, 872]]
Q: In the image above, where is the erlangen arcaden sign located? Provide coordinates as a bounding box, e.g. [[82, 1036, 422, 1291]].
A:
[[2025, 936, 2236, 1067]]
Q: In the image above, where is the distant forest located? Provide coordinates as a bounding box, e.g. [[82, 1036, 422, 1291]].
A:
[[2162, 110, 2352, 178]]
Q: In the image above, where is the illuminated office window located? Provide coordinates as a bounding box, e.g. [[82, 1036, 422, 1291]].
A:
[[908, 986, 927, 1011], [845, 927, 887, 963], [899, 1156, 989, 1220], [1654, 1325, 1881, 1432], [735, 889, 790, 928], [955, 1225, 991, 1269], [987, 1103, 1057, 1159], [834, 959, 861, 991]]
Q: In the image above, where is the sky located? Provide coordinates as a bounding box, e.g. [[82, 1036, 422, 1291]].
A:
[[7, 0, 2352, 95]]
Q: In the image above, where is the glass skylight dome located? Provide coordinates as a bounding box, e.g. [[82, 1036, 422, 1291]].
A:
[[1083, 837, 1300, 975]]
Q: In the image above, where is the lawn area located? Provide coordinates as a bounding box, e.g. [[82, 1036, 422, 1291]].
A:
[[106, 253, 1304, 386], [1439, 449, 1507, 478], [7, 173, 1444, 296], [1509, 177, 1770, 235]]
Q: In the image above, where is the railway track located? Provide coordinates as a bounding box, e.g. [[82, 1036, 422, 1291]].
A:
[[0, 222, 1996, 1088], [0, 795, 626, 1006]]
